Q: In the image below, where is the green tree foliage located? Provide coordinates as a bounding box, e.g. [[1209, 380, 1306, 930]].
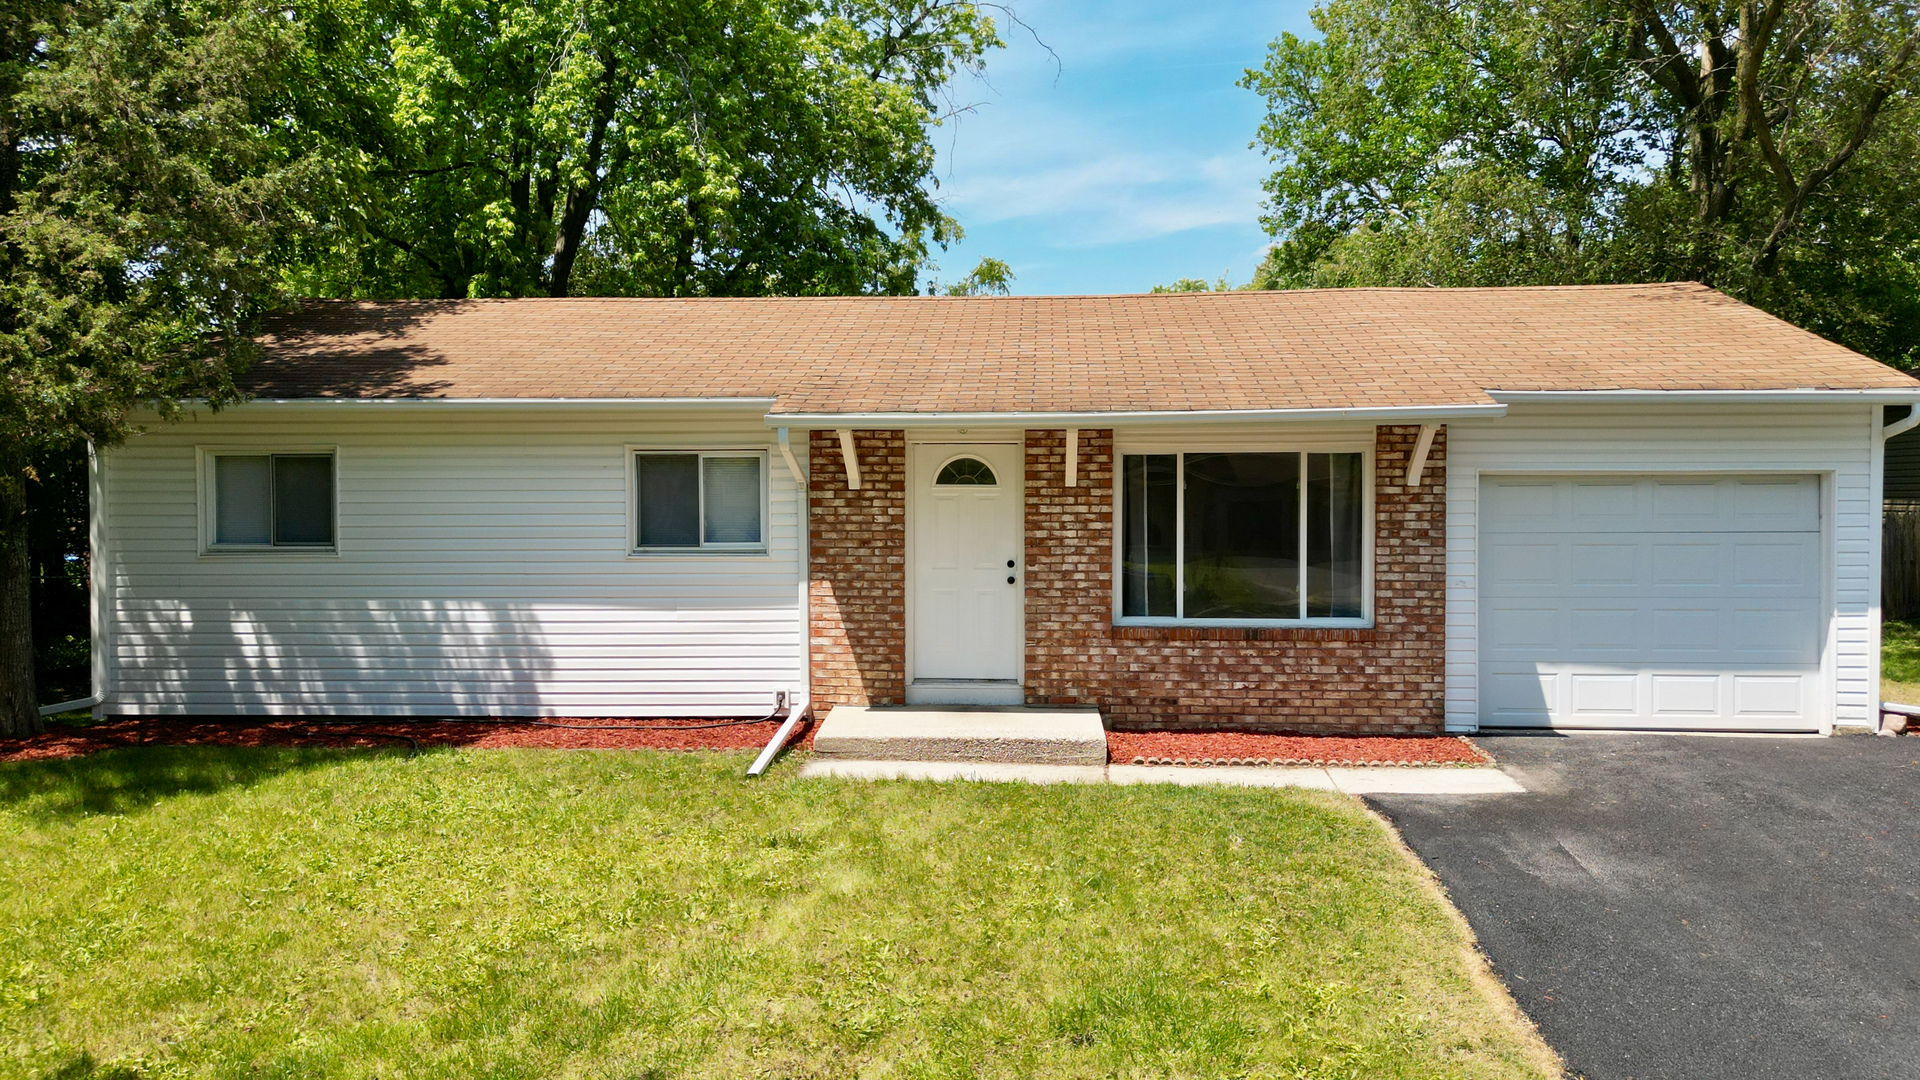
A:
[[938, 255, 1015, 294], [294, 0, 1005, 299], [1241, 0, 1920, 365], [1150, 273, 1241, 292], [1, 0, 327, 735]]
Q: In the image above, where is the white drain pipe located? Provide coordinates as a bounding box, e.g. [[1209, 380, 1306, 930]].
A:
[[39, 691, 106, 717], [748, 694, 807, 776]]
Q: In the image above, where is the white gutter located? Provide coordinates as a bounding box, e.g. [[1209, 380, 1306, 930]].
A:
[[762, 403, 1506, 428], [1487, 389, 1920, 405], [237, 397, 779, 409]]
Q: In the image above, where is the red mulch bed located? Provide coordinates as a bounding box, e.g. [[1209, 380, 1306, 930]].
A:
[[1106, 730, 1490, 767], [0, 715, 814, 765]]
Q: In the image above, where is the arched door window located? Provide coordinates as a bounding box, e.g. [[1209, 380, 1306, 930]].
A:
[[935, 457, 997, 486]]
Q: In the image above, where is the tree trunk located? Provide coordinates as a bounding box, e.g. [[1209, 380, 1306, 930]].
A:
[[548, 50, 620, 298], [0, 469, 42, 737]]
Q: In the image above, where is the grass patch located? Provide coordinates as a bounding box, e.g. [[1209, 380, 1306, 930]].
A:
[[1883, 620, 1920, 704], [0, 748, 1556, 1079]]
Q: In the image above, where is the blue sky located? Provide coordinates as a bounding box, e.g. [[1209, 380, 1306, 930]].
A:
[[925, 0, 1319, 296]]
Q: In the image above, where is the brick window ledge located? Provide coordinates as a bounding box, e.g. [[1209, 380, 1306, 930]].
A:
[[1110, 624, 1377, 643]]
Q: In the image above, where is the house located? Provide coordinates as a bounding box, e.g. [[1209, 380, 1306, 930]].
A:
[[83, 283, 1920, 735]]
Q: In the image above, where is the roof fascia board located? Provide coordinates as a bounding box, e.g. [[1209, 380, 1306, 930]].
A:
[[1486, 389, 1920, 405], [237, 397, 779, 409], [761, 404, 1506, 429]]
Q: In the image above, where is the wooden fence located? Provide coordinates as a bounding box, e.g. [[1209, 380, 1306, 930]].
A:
[[1886, 505, 1920, 620]]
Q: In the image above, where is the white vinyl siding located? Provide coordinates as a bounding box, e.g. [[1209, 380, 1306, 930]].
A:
[[1446, 403, 1876, 733], [98, 406, 807, 717]]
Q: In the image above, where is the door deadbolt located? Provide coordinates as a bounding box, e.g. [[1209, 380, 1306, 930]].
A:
[[1006, 559, 1016, 568]]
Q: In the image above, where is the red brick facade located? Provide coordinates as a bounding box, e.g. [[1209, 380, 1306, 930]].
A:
[[1020, 425, 1446, 733], [806, 425, 1446, 733], [807, 429, 906, 709]]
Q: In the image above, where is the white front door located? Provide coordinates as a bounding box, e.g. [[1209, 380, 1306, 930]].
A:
[[1479, 474, 1824, 731], [910, 442, 1024, 697]]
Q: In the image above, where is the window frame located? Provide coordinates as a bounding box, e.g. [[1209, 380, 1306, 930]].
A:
[[1110, 446, 1375, 628], [197, 446, 341, 556], [626, 448, 771, 555]]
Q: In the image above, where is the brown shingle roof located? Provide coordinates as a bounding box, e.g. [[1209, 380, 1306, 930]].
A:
[[248, 282, 1919, 414]]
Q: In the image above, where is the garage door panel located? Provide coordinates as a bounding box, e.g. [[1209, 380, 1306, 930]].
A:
[[1483, 480, 1562, 525], [1650, 674, 1720, 716], [1568, 673, 1638, 715], [1487, 607, 1563, 654], [1643, 599, 1720, 641], [1651, 480, 1722, 524], [1571, 481, 1639, 522], [1731, 602, 1821, 660], [1570, 542, 1639, 585], [1732, 478, 1820, 529], [1651, 542, 1723, 585], [1733, 676, 1807, 718], [1480, 474, 1822, 732], [1731, 542, 1818, 589], [1487, 669, 1557, 721], [1484, 541, 1562, 587], [1568, 607, 1640, 650]]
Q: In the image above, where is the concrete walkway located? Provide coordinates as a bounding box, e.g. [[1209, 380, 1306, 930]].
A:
[[796, 758, 1524, 794]]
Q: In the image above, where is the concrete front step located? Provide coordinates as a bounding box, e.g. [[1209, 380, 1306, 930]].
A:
[[812, 705, 1107, 766]]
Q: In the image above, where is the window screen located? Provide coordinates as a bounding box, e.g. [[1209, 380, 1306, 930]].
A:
[[635, 452, 764, 550], [213, 453, 333, 548], [637, 454, 701, 547], [702, 457, 762, 544], [273, 456, 335, 545], [215, 456, 272, 545]]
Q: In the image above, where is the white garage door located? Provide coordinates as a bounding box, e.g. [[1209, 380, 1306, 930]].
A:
[[1480, 474, 1824, 731]]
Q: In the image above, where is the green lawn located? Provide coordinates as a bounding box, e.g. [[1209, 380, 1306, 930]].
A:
[[0, 748, 1557, 1080], [1885, 619, 1920, 704]]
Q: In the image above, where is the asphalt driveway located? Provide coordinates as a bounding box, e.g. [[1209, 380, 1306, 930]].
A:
[[1370, 733, 1920, 1080]]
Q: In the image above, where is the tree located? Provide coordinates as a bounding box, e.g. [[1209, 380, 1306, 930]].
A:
[[293, 0, 1005, 299], [1151, 273, 1240, 292], [937, 256, 1015, 295], [0, 0, 322, 735], [1241, 0, 1920, 366]]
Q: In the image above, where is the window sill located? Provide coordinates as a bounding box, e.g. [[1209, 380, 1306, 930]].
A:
[[627, 548, 772, 558], [1111, 623, 1376, 642], [201, 547, 339, 558]]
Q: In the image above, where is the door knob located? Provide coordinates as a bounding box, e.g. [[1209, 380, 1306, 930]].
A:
[[1007, 576, 1016, 585]]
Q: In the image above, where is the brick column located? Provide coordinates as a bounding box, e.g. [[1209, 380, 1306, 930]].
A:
[[1024, 428, 1117, 706], [807, 430, 907, 709]]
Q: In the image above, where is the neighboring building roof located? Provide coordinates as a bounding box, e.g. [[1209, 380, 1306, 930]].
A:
[[248, 282, 1920, 416]]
